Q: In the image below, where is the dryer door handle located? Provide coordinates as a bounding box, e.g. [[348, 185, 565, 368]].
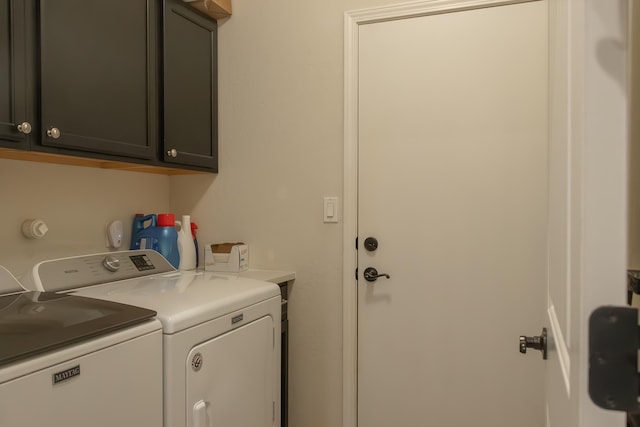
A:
[[193, 400, 209, 427]]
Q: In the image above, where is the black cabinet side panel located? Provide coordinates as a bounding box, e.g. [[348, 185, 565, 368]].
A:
[[0, 1, 11, 123], [0, 0, 29, 148]]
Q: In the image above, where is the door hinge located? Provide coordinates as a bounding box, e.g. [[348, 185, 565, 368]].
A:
[[355, 236, 358, 250], [588, 305, 640, 412], [355, 268, 358, 281]]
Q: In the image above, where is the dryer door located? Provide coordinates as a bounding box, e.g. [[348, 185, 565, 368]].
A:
[[186, 315, 276, 427]]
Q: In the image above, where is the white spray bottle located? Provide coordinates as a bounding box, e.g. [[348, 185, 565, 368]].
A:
[[176, 215, 197, 271]]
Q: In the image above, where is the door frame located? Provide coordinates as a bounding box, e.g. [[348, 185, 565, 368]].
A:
[[342, 1, 543, 426]]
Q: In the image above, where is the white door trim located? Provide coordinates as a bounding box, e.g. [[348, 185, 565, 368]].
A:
[[342, 1, 542, 426]]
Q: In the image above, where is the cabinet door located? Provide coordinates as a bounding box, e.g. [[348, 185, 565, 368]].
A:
[[38, 0, 157, 160], [0, 0, 32, 149], [163, 0, 218, 171]]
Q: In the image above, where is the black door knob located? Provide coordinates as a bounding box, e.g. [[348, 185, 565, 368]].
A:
[[519, 327, 547, 360], [363, 267, 390, 282], [364, 237, 379, 251]]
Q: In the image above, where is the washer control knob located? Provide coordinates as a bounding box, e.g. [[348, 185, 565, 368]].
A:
[[103, 255, 121, 272]]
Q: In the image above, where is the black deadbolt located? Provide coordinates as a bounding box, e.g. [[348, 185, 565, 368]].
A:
[[364, 237, 379, 251]]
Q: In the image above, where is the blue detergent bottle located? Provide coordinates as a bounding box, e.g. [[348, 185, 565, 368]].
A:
[[132, 213, 180, 269], [130, 213, 157, 250]]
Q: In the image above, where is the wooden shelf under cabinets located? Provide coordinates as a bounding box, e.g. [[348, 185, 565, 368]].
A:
[[184, 0, 231, 20], [0, 148, 207, 175]]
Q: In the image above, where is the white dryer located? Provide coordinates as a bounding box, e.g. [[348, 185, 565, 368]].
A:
[[22, 250, 282, 427], [0, 264, 163, 427]]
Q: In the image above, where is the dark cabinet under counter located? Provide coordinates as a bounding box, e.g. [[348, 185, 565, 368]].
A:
[[278, 280, 289, 427]]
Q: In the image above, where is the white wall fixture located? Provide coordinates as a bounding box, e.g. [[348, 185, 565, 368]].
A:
[[22, 219, 48, 239], [323, 197, 339, 223], [106, 220, 124, 249]]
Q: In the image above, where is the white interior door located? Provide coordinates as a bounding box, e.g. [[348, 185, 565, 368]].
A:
[[350, 0, 629, 426], [357, 2, 548, 426], [545, 0, 627, 426]]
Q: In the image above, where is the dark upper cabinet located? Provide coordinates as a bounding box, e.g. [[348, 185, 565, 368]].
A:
[[0, 0, 218, 173], [38, 0, 158, 160], [0, 0, 33, 149], [163, 0, 218, 171]]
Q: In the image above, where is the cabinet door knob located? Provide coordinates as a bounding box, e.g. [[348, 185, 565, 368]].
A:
[[167, 148, 178, 158], [17, 122, 32, 134], [47, 127, 61, 139]]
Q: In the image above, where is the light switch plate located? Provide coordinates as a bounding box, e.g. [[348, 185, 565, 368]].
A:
[[324, 197, 339, 223]]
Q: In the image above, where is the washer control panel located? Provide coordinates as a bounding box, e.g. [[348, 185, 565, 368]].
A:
[[23, 250, 176, 293]]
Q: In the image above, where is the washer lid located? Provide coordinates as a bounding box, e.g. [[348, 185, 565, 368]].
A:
[[0, 292, 156, 366], [0, 265, 24, 296], [73, 271, 280, 334]]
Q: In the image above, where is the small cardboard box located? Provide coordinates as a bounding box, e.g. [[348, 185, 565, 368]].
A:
[[184, 0, 231, 20], [204, 243, 248, 272]]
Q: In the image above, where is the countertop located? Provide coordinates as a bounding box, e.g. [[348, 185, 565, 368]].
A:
[[215, 269, 295, 284]]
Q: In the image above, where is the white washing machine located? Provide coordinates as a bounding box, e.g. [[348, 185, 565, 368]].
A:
[[22, 249, 282, 427], [0, 264, 163, 427]]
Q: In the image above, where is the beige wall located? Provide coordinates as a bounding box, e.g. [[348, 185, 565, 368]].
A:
[[0, 158, 170, 278]]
